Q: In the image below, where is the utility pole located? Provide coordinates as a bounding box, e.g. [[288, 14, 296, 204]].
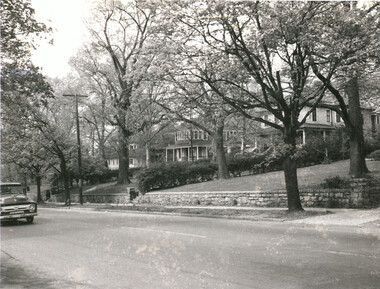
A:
[[63, 94, 87, 205]]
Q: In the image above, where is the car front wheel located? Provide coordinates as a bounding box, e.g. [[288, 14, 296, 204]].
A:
[[26, 217, 34, 224]]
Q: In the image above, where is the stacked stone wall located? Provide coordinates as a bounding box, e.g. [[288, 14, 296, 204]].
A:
[[48, 179, 379, 208], [135, 179, 380, 209]]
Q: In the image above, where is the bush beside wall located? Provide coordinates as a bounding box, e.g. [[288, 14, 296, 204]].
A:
[[138, 162, 218, 193], [369, 150, 380, 161]]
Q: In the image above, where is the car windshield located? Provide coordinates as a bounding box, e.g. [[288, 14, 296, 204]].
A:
[[0, 184, 24, 195]]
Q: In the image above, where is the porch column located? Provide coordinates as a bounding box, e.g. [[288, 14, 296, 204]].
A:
[[303, 129, 306, 145], [196, 146, 199, 160], [165, 148, 168, 162]]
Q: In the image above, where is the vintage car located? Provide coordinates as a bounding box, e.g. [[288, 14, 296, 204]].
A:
[[0, 182, 38, 223]]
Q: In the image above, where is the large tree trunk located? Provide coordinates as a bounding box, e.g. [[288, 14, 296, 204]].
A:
[[117, 110, 130, 184], [100, 98, 109, 168], [99, 141, 108, 168], [213, 125, 229, 180], [36, 175, 43, 203], [118, 128, 130, 184], [346, 77, 369, 177], [283, 131, 303, 211], [58, 151, 71, 206]]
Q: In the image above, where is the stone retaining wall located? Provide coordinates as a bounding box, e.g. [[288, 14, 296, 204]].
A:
[[48, 187, 135, 204], [50, 193, 131, 204], [48, 179, 380, 209], [134, 179, 380, 209]]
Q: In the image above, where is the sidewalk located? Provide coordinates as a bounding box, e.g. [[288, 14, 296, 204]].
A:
[[40, 202, 380, 227], [290, 207, 380, 226]]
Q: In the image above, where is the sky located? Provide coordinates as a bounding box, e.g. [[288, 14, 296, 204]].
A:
[[30, 0, 90, 78]]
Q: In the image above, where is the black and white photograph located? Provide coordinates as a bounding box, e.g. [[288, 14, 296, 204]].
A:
[[1, 0, 380, 288]]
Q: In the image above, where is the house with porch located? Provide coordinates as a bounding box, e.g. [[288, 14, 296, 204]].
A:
[[106, 144, 165, 170], [165, 124, 241, 162], [258, 104, 380, 145]]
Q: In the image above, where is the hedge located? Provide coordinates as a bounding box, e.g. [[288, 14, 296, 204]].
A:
[[138, 162, 218, 193], [369, 150, 380, 161], [228, 153, 267, 177], [138, 139, 351, 193]]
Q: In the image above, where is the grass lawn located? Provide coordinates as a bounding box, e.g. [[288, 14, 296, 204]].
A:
[[160, 159, 380, 192], [28, 160, 380, 198]]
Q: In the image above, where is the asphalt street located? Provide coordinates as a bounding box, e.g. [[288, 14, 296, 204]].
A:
[[1, 208, 379, 289]]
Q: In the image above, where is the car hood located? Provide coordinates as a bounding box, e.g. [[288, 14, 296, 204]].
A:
[[0, 194, 31, 205]]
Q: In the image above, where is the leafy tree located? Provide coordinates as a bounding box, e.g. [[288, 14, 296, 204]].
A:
[[2, 123, 53, 203], [84, 0, 160, 184], [24, 77, 79, 205], [165, 1, 343, 211], [1, 0, 52, 100], [307, 2, 380, 177], [153, 11, 249, 179], [1, 0, 54, 195], [127, 82, 170, 168], [157, 73, 236, 179], [69, 47, 118, 167]]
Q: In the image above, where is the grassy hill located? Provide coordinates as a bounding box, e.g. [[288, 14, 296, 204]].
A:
[[160, 159, 380, 192], [28, 160, 380, 199]]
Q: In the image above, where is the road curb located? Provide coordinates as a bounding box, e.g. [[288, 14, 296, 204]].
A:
[[39, 202, 380, 227], [39, 202, 332, 222]]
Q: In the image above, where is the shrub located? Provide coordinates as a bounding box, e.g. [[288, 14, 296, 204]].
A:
[[368, 149, 380, 161], [129, 187, 139, 201], [137, 162, 217, 193], [294, 130, 350, 167], [295, 142, 326, 167], [228, 152, 268, 176], [325, 128, 350, 161], [365, 132, 380, 155], [321, 176, 350, 189], [129, 168, 142, 179]]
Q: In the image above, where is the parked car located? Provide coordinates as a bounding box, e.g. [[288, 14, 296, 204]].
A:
[[0, 182, 38, 223]]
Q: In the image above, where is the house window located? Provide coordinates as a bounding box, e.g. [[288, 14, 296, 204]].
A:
[[194, 131, 198, 139], [129, 144, 137, 150], [177, 131, 185, 141], [129, 158, 134, 165], [204, 132, 209, 140], [336, 113, 341, 123], [326, 109, 331, 123], [312, 109, 317, 121], [264, 115, 269, 127]]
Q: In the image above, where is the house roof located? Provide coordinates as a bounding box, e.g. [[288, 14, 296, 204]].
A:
[[300, 123, 337, 130]]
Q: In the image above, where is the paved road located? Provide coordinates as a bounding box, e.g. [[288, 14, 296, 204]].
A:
[[1, 208, 379, 289]]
